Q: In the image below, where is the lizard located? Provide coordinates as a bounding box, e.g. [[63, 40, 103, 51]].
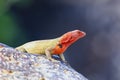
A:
[[15, 30, 86, 62]]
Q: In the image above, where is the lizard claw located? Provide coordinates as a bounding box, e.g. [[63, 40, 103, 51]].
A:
[[62, 60, 71, 67], [49, 58, 59, 62]]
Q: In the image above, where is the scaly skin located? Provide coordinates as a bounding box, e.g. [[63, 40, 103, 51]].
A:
[[16, 30, 86, 61]]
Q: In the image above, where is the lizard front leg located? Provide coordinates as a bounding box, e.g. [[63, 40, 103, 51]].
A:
[[59, 54, 66, 61], [45, 48, 58, 62], [59, 54, 70, 65]]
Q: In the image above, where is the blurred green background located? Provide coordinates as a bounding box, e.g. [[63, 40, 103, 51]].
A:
[[0, 0, 34, 47]]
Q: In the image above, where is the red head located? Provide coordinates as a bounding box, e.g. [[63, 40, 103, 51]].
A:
[[60, 30, 86, 45], [52, 30, 86, 54]]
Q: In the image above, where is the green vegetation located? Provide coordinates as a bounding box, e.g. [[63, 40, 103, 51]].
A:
[[0, 0, 32, 47]]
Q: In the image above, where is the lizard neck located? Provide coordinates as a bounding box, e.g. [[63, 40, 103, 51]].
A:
[[51, 39, 70, 54]]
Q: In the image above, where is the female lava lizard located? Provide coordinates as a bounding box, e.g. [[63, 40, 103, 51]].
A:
[[15, 30, 86, 62]]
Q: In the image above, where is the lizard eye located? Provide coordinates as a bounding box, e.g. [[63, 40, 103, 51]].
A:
[[58, 44, 62, 48]]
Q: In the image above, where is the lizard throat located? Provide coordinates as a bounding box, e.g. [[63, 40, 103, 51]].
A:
[[52, 44, 68, 54]]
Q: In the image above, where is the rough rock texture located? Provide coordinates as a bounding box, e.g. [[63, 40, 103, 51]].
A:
[[0, 47, 88, 80]]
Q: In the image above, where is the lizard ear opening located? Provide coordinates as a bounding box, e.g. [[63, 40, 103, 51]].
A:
[[60, 32, 72, 44]]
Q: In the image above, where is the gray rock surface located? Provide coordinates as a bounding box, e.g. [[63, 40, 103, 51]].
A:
[[0, 47, 88, 80]]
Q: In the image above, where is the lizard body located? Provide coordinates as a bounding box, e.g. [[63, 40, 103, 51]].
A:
[[16, 30, 86, 61], [16, 38, 59, 54]]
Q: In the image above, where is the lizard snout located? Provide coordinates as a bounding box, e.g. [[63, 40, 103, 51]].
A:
[[71, 30, 86, 38]]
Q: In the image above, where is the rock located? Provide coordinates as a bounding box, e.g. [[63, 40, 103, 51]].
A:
[[0, 47, 88, 80]]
